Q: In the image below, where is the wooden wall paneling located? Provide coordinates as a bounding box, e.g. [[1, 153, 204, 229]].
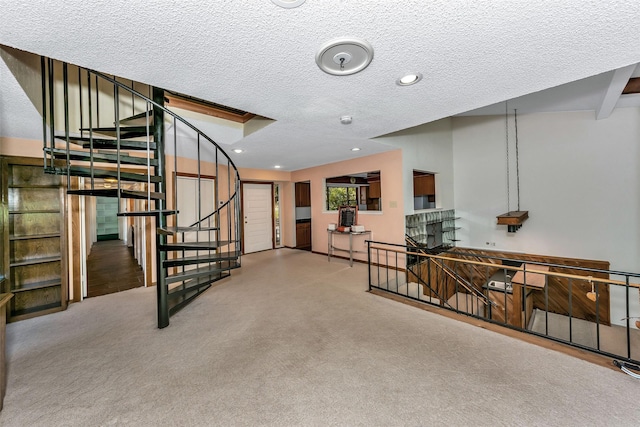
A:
[[446, 247, 611, 326], [1, 160, 8, 293]]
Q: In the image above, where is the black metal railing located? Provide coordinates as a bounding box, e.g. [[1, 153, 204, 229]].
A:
[[368, 240, 640, 365], [40, 58, 242, 328]]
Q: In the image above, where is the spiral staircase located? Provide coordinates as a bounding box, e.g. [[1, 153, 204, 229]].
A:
[[40, 58, 242, 328]]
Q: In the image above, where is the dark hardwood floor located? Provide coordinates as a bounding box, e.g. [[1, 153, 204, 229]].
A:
[[87, 239, 144, 298]]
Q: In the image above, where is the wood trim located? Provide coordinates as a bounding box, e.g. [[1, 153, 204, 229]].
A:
[[70, 177, 81, 302], [174, 171, 217, 180], [165, 93, 256, 124]]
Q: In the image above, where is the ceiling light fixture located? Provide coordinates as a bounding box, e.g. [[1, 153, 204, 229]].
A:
[[340, 115, 352, 124], [316, 37, 374, 76], [274, 165, 282, 169], [271, 0, 306, 8], [396, 73, 423, 86], [233, 149, 243, 154], [351, 147, 361, 151]]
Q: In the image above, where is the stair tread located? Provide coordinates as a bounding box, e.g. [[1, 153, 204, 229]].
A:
[[158, 226, 219, 235], [166, 261, 239, 284], [160, 240, 236, 250], [119, 110, 154, 125], [167, 272, 230, 315], [65, 166, 162, 183], [56, 135, 157, 150], [117, 209, 177, 217], [79, 126, 149, 139], [46, 147, 158, 166], [163, 251, 241, 268], [67, 188, 165, 200]]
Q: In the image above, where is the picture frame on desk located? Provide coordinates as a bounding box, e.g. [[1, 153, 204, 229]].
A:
[[338, 205, 357, 228]]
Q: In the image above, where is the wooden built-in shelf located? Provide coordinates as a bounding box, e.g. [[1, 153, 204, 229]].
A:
[[10, 256, 62, 268], [2, 156, 68, 322], [9, 209, 61, 214], [10, 278, 62, 293], [8, 184, 62, 189], [10, 233, 61, 241]]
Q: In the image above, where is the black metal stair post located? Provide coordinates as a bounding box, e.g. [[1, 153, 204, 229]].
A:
[[153, 87, 169, 328]]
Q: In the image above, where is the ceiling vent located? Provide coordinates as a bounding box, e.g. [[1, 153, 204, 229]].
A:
[[315, 37, 374, 76]]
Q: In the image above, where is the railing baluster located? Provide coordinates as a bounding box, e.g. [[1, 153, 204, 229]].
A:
[[79, 67, 84, 138], [62, 63, 70, 189], [114, 84, 121, 213], [41, 56, 47, 168], [626, 276, 631, 359], [48, 57, 55, 169], [568, 278, 573, 343], [595, 280, 600, 351], [146, 104, 151, 208], [87, 71, 94, 191], [544, 275, 549, 336]]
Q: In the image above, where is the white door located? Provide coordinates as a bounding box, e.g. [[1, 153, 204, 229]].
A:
[[176, 176, 216, 268], [243, 183, 273, 253]]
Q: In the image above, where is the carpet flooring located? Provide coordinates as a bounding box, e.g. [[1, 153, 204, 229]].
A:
[[1, 249, 639, 426]]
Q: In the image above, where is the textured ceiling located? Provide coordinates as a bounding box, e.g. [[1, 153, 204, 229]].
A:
[[2, 1, 640, 170]]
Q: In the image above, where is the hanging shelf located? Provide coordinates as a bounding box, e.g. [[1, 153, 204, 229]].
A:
[[496, 210, 529, 232]]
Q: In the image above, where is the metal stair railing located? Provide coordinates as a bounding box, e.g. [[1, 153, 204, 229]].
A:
[[368, 239, 640, 367], [405, 235, 491, 308], [40, 58, 242, 328]]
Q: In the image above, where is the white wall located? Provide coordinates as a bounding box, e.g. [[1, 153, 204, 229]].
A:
[[376, 118, 454, 214], [452, 108, 640, 325]]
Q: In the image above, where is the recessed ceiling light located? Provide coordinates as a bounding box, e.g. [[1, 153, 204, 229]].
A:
[[274, 165, 282, 169], [397, 73, 423, 86], [351, 147, 361, 151], [271, 0, 305, 8], [233, 149, 243, 154]]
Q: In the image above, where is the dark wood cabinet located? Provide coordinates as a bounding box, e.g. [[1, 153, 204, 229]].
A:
[[1, 157, 67, 321], [414, 174, 435, 196], [295, 182, 311, 207], [368, 181, 381, 198], [296, 221, 311, 250]]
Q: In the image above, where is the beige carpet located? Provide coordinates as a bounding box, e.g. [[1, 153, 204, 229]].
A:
[[1, 249, 640, 426]]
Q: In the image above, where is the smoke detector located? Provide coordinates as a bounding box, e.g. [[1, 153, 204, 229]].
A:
[[316, 37, 374, 76]]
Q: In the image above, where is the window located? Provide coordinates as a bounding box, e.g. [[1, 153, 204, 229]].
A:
[[325, 171, 381, 211], [413, 170, 436, 210], [326, 187, 357, 210]]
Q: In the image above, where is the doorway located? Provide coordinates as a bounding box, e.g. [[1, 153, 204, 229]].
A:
[[242, 183, 274, 254]]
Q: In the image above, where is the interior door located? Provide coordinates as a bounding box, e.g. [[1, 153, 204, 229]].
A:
[[176, 176, 216, 269], [243, 183, 273, 254]]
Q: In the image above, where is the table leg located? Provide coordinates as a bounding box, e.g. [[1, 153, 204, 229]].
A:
[[349, 232, 353, 267]]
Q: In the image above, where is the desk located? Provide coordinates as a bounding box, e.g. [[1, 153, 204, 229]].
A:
[[327, 229, 371, 267]]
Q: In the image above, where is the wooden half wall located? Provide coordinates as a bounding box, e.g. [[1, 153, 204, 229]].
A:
[[438, 247, 611, 325]]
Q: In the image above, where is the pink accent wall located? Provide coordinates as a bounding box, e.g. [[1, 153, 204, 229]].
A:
[[0, 137, 42, 157], [291, 149, 405, 262]]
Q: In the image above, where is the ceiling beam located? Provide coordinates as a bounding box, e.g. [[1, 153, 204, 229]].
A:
[[596, 64, 638, 120]]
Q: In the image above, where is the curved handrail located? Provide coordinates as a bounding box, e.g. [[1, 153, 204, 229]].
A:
[[89, 70, 241, 228]]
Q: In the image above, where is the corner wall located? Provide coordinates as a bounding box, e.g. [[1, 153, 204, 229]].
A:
[[375, 118, 454, 214], [291, 149, 405, 262], [452, 108, 640, 326]]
